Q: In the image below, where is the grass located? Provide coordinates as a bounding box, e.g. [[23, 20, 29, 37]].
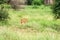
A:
[[0, 5, 60, 40], [6, 5, 60, 31], [0, 27, 60, 40]]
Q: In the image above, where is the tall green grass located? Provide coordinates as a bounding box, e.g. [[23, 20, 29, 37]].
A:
[[0, 27, 60, 40], [0, 5, 60, 40], [0, 5, 60, 32]]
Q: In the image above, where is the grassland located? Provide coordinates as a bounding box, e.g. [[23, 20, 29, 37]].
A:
[[0, 5, 60, 40]]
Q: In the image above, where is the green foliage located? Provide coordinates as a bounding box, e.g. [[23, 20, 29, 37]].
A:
[[0, 10, 9, 21], [27, 0, 33, 5], [0, 4, 9, 21], [0, 4, 11, 9], [32, 0, 44, 5], [0, 0, 8, 4], [53, 0, 60, 19], [27, 0, 44, 5]]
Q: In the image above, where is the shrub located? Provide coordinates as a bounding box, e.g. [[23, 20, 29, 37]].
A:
[[0, 0, 8, 4], [0, 5, 9, 21], [32, 0, 44, 5], [27, 0, 33, 5], [0, 10, 9, 21], [27, 0, 44, 5], [53, 0, 60, 19]]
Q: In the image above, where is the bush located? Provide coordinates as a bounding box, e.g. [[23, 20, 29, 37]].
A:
[[53, 0, 60, 19], [27, 0, 44, 5], [32, 0, 44, 5], [27, 0, 33, 5], [0, 0, 8, 4], [0, 10, 9, 21], [0, 5, 9, 21]]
